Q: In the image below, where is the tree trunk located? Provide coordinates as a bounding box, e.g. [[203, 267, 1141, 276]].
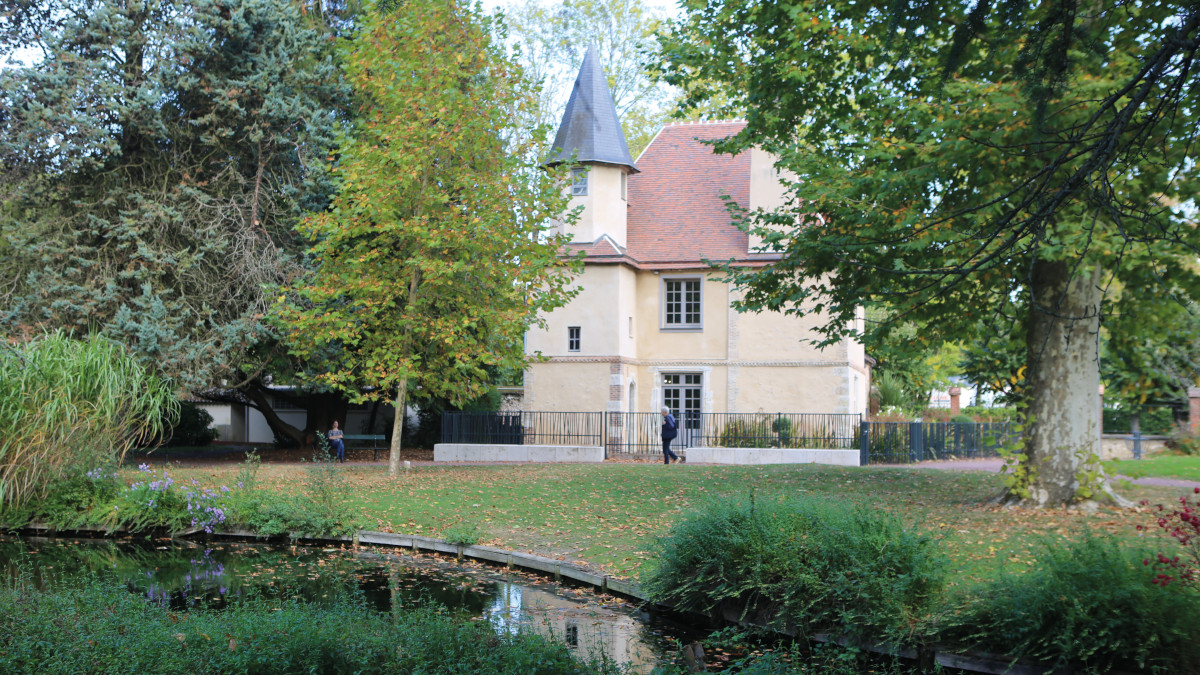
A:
[[303, 391, 349, 440], [1020, 259, 1124, 506], [241, 382, 305, 448], [388, 380, 408, 476], [367, 399, 382, 435]]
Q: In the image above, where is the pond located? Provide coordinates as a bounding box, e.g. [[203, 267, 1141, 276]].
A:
[[0, 535, 706, 672]]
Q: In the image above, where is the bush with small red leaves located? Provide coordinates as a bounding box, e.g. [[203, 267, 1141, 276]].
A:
[[1139, 486, 1200, 588]]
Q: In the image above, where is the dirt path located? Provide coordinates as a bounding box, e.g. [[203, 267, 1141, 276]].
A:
[[883, 457, 1199, 488]]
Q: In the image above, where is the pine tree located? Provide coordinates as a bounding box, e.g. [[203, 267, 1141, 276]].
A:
[[0, 0, 347, 392]]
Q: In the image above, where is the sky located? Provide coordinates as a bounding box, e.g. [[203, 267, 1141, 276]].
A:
[[480, 0, 681, 20]]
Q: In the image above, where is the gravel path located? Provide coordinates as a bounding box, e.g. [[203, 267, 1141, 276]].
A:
[[883, 457, 1199, 488]]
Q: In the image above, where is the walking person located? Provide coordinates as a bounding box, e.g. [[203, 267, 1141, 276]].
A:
[[328, 421, 345, 463], [661, 406, 681, 464]]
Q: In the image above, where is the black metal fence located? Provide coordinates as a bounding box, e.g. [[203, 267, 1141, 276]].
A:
[[444, 411, 863, 458], [862, 421, 1018, 464], [441, 412, 1019, 464], [700, 413, 860, 449], [441, 411, 603, 447]]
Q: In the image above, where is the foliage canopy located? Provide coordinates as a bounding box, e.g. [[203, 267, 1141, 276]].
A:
[[659, 0, 1200, 504], [0, 0, 347, 390], [274, 0, 579, 473]]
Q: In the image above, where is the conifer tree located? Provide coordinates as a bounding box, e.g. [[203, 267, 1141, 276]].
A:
[[0, 0, 347, 392]]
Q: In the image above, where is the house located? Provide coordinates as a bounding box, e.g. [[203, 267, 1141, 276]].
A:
[[523, 48, 870, 439]]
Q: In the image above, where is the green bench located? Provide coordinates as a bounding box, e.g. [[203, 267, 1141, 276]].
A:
[[341, 434, 387, 461]]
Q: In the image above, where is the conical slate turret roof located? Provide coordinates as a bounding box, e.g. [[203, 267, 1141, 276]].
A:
[[546, 46, 638, 172]]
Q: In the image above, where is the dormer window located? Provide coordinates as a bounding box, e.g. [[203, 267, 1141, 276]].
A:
[[571, 168, 588, 196]]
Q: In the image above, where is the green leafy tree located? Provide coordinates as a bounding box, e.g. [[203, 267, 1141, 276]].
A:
[[0, 0, 347, 395], [659, 1, 1200, 505], [274, 0, 579, 475]]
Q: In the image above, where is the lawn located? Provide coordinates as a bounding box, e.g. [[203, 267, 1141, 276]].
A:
[[1107, 453, 1200, 481], [166, 461, 1193, 589]]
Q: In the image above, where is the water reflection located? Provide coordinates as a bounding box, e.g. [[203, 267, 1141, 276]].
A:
[[0, 536, 699, 672]]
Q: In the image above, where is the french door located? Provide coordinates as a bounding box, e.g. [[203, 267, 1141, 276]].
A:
[[662, 373, 701, 447]]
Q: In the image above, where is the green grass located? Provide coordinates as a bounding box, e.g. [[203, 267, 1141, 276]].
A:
[[1107, 454, 1200, 481], [161, 462, 1191, 588]]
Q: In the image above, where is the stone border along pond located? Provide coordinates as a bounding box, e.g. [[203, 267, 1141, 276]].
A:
[[16, 523, 1104, 675]]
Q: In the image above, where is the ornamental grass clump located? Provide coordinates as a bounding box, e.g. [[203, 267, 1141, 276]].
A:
[[940, 534, 1200, 673], [642, 495, 945, 643], [0, 332, 177, 509]]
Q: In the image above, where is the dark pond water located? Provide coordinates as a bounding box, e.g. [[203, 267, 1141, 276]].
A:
[[0, 535, 705, 672]]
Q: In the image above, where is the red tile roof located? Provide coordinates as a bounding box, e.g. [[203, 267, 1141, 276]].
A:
[[625, 122, 752, 267]]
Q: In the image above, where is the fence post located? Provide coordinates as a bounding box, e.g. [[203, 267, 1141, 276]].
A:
[[603, 411, 609, 460], [909, 420, 923, 463], [1190, 387, 1200, 434], [1131, 411, 1142, 460], [860, 419, 870, 466]]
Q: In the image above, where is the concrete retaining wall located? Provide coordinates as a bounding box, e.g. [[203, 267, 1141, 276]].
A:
[[687, 447, 861, 466], [1100, 434, 1169, 460], [433, 443, 604, 463]]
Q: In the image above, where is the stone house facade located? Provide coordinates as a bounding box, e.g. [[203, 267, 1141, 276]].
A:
[[523, 48, 870, 425]]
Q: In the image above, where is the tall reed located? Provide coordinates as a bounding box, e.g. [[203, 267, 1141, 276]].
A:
[[0, 332, 177, 508]]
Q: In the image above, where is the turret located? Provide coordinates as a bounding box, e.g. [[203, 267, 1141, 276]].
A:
[[546, 46, 638, 248]]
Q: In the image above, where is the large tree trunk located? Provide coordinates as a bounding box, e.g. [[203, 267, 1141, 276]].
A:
[[1020, 259, 1126, 507], [241, 382, 305, 448], [303, 391, 348, 440], [388, 380, 408, 476]]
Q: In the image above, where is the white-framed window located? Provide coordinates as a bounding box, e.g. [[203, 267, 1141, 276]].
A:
[[567, 326, 581, 352], [662, 277, 702, 330], [620, 172, 627, 201], [571, 168, 588, 196]]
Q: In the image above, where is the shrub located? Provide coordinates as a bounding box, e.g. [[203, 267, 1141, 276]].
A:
[[1104, 405, 1179, 435], [1167, 428, 1200, 456], [642, 495, 945, 643], [940, 535, 1200, 673], [0, 574, 616, 674], [164, 401, 219, 447], [874, 371, 919, 413], [29, 463, 230, 535], [718, 418, 772, 448], [949, 413, 975, 424], [1139, 487, 1200, 588], [225, 445, 358, 539], [0, 332, 177, 508], [25, 467, 122, 530]]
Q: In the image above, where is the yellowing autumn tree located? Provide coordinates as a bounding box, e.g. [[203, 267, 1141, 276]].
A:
[[274, 0, 578, 475]]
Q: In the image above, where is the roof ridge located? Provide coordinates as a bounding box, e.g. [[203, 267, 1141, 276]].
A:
[[662, 119, 747, 127]]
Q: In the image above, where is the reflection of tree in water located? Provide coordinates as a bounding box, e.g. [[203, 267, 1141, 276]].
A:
[[0, 536, 698, 673]]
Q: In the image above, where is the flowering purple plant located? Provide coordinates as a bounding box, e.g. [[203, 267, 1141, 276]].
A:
[[85, 466, 118, 481], [185, 487, 228, 534], [110, 464, 235, 534]]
